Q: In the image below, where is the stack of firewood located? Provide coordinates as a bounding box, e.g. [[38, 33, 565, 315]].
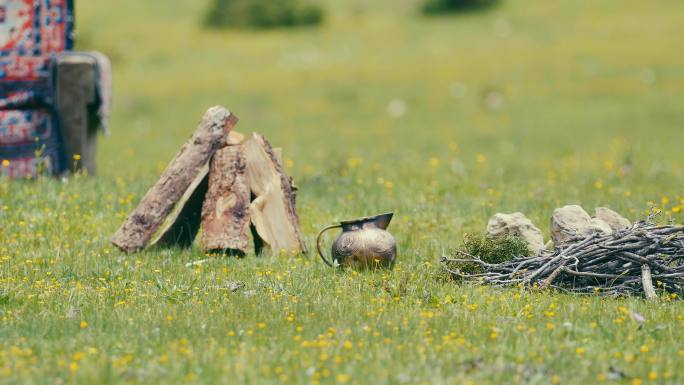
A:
[[110, 106, 306, 256]]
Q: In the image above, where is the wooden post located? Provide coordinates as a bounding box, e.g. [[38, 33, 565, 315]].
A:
[[55, 55, 98, 174], [111, 107, 238, 252], [243, 133, 306, 255], [201, 143, 251, 254]]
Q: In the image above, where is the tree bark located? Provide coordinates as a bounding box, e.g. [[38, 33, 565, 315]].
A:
[[111, 106, 238, 252], [244, 133, 306, 255], [201, 143, 251, 255]]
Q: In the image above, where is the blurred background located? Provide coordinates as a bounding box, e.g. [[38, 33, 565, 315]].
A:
[[76, 0, 683, 239]]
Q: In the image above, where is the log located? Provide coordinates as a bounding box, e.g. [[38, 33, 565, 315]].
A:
[[111, 107, 238, 252], [201, 143, 251, 255], [244, 133, 306, 255]]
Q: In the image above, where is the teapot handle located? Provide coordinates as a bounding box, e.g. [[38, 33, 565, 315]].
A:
[[316, 224, 342, 267]]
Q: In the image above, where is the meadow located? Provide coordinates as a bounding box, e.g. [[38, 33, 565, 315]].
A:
[[1, 0, 684, 383]]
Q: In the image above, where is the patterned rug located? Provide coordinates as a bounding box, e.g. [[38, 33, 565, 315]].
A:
[[0, 0, 74, 177]]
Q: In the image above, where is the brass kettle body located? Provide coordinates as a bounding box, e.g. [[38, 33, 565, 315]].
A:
[[316, 213, 397, 269]]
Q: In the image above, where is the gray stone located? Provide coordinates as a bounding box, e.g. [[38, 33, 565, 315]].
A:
[[551, 205, 613, 246], [486, 212, 545, 255], [594, 207, 632, 231]]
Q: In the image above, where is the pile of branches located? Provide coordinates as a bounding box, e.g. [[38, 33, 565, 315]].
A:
[[442, 221, 684, 298]]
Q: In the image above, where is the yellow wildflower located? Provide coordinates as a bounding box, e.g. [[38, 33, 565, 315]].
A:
[[594, 179, 604, 190]]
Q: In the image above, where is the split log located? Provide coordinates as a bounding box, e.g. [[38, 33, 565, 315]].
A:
[[244, 133, 306, 255], [111, 106, 238, 252], [201, 143, 251, 255]]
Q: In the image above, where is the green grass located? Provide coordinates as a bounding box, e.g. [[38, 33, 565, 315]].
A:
[[2, 0, 684, 383]]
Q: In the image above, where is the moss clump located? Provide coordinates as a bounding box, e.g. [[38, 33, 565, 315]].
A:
[[448, 233, 531, 275], [204, 0, 324, 29]]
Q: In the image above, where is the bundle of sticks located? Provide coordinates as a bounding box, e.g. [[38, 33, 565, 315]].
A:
[[442, 220, 684, 298]]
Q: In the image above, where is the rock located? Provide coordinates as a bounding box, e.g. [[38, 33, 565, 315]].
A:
[[592, 219, 613, 234], [486, 212, 545, 255], [551, 205, 612, 246], [594, 207, 631, 231]]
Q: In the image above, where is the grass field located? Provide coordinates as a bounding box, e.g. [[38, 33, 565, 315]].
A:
[[1, 0, 684, 383]]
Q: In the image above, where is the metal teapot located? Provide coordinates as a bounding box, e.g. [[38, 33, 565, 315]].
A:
[[316, 212, 397, 269]]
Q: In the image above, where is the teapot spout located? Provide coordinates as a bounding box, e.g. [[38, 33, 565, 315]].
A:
[[371, 212, 394, 230]]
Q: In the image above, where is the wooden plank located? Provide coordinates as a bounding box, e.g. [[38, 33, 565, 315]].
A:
[[111, 106, 238, 252]]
